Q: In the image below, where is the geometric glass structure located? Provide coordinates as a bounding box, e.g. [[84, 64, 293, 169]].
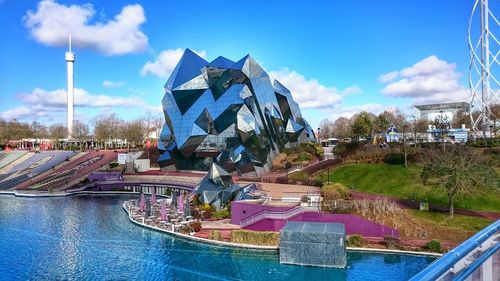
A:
[[158, 49, 316, 176]]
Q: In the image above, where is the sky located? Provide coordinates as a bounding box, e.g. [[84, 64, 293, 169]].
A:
[[0, 0, 489, 129]]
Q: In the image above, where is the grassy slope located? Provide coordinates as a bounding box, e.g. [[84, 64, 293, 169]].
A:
[[316, 163, 500, 212]]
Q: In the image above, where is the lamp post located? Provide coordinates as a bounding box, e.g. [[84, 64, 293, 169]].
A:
[[403, 124, 408, 168], [317, 127, 321, 144]]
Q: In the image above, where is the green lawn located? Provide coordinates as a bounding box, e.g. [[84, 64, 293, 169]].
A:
[[316, 163, 500, 212], [408, 210, 493, 233]]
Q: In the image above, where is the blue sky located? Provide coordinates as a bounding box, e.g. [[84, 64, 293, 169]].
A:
[[0, 0, 482, 129]]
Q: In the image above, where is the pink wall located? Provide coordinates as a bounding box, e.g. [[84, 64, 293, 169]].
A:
[[232, 201, 399, 238], [231, 201, 294, 225]]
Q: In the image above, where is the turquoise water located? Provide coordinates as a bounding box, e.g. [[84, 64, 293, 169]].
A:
[[0, 195, 434, 280]]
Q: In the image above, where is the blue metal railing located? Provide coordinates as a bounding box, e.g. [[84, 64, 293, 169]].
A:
[[410, 219, 499, 281]]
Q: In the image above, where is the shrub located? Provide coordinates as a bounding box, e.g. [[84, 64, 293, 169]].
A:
[[230, 230, 280, 246], [321, 199, 353, 213], [212, 209, 231, 219], [303, 178, 324, 187], [382, 235, 400, 249], [201, 204, 215, 219], [423, 239, 442, 253], [347, 234, 365, 247], [209, 230, 223, 241], [322, 183, 350, 200], [189, 222, 202, 232], [383, 153, 405, 165]]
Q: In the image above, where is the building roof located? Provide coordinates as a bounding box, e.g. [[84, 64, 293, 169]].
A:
[[414, 102, 470, 111]]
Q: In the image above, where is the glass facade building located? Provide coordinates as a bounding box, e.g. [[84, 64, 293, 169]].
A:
[[158, 49, 315, 176]]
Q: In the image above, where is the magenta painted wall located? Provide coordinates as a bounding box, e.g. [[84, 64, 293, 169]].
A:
[[244, 212, 399, 237], [231, 201, 399, 238], [231, 201, 294, 225]]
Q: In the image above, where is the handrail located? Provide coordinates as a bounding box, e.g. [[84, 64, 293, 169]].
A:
[[240, 206, 316, 228], [410, 219, 499, 281]]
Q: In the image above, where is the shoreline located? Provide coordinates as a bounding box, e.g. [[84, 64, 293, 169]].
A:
[[0, 189, 442, 257]]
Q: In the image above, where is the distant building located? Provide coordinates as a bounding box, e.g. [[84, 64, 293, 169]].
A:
[[414, 102, 470, 122], [414, 102, 471, 144]]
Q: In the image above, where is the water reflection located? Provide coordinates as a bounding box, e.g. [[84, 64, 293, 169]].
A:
[[0, 195, 433, 280]]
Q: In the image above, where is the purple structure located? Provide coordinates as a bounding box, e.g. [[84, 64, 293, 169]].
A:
[[139, 193, 145, 212], [178, 193, 184, 213], [231, 201, 399, 238], [160, 200, 167, 221], [87, 171, 123, 183], [151, 188, 157, 205]]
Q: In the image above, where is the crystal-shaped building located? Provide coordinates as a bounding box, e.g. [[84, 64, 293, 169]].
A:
[[158, 49, 316, 176]]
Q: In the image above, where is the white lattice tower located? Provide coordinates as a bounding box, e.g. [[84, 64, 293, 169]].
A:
[[468, 0, 499, 136]]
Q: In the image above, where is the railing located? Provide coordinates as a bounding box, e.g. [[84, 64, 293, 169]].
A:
[[410, 219, 499, 281], [240, 206, 317, 228]]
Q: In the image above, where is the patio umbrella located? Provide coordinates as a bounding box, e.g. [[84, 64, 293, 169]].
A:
[[151, 187, 157, 205], [178, 192, 184, 214], [160, 200, 167, 221], [139, 192, 145, 212]]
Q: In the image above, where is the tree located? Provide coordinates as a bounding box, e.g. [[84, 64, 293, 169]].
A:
[[332, 117, 352, 139], [374, 114, 390, 134], [488, 103, 500, 137], [73, 120, 89, 150], [49, 124, 67, 150], [93, 113, 123, 149], [421, 147, 498, 218], [121, 119, 145, 151], [30, 121, 48, 140], [319, 119, 334, 140], [433, 114, 451, 149], [410, 118, 429, 146], [351, 112, 373, 140]]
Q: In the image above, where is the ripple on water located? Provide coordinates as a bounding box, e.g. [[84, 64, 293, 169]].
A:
[[0, 195, 434, 280]]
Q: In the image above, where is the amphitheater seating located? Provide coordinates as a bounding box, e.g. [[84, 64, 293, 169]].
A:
[[18, 150, 118, 190], [0, 151, 76, 190], [0, 151, 27, 171]]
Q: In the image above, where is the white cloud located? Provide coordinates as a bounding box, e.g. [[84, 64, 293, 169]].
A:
[[269, 68, 352, 109], [331, 103, 387, 119], [342, 85, 362, 96], [19, 87, 145, 108], [380, 55, 468, 104], [24, 0, 148, 55], [0, 104, 66, 121], [102, 80, 125, 88], [141, 48, 208, 78], [378, 71, 398, 83]]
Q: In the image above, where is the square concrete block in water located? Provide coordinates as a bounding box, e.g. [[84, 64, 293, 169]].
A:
[[279, 221, 347, 268]]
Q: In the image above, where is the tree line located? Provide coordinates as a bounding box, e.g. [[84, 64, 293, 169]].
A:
[[0, 113, 164, 150], [318, 106, 500, 141]]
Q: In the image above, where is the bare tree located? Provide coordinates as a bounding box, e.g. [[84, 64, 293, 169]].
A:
[[332, 117, 352, 139], [73, 120, 89, 150], [0, 119, 31, 146], [421, 147, 497, 218], [121, 119, 145, 151], [153, 113, 164, 140], [319, 119, 334, 140], [30, 121, 48, 140], [433, 114, 451, 150], [93, 113, 123, 149], [49, 124, 67, 150]]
